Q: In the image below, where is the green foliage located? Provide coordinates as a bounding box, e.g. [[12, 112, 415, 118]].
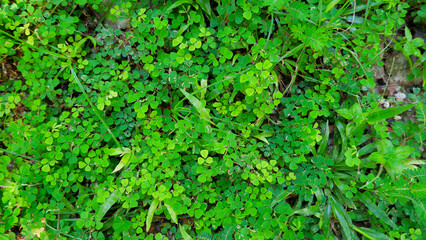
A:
[[0, 0, 425, 239]]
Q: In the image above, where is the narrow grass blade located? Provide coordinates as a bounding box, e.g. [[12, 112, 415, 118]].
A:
[[253, 131, 274, 145], [278, 43, 304, 63], [322, 202, 332, 236], [146, 198, 160, 232], [358, 192, 397, 229], [112, 151, 133, 173], [270, 190, 292, 207], [367, 103, 415, 124], [96, 189, 122, 222], [165, 203, 178, 224], [70, 67, 123, 151], [353, 226, 390, 240], [325, 0, 341, 13], [195, 0, 213, 17], [317, 121, 329, 155], [180, 89, 211, 122], [330, 195, 357, 240], [166, 0, 193, 13], [179, 224, 193, 240]]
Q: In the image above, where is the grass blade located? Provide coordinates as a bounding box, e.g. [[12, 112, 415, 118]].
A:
[[70, 67, 123, 151], [358, 192, 397, 229], [165, 203, 178, 224], [330, 195, 357, 239], [180, 88, 211, 122], [353, 226, 390, 240], [96, 189, 122, 222], [195, 0, 213, 17], [179, 224, 193, 240], [317, 121, 330, 155], [112, 151, 133, 173], [146, 198, 160, 232], [367, 103, 415, 124], [322, 202, 332, 236]]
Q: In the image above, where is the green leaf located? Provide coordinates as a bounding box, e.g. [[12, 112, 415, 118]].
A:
[[336, 108, 352, 120], [74, 36, 99, 52], [243, 11, 252, 20], [165, 203, 178, 224], [180, 89, 211, 122], [96, 189, 122, 222], [196, 0, 213, 17], [330, 195, 357, 240], [41, 165, 50, 172], [0, 232, 15, 240], [245, 88, 255, 96], [146, 198, 160, 232], [253, 131, 274, 144], [358, 192, 397, 229], [325, 0, 342, 13], [270, 190, 292, 207], [353, 226, 390, 240], [278, 43, 304, 62], [112, 151, 133, 173], [318, 121, 330, 155], [109, 147, 131, 156], [179, 224, 193, 240], [405, 26, 412, 42], [395, 146, 414, 159], [200, 149, 208, 158], [166, 0, 194, 13], [369, 152, 386, 164], [322, 203, 332, 236], [367, 104, 415, 124]]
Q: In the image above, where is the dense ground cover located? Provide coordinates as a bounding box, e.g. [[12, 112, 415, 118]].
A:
[[1, 0, 425, 239]]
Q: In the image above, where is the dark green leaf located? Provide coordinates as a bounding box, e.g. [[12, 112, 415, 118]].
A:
[[330, 195, 357, 240], [358, 192, 397, 229], [96, 189, 122, 222], [367, 104, 415, 124], [353, 226, 390, 240], [196, 0, 213, 17], [180, 89, 211, 122]]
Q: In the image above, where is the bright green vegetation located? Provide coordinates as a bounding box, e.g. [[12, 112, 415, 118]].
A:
[[1, 0, 425, 239]]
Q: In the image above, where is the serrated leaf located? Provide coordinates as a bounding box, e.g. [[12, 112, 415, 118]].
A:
[[112, 152, 132, 173], [180, 224, 193, 240], [165, 203, 178, 224], [180, 89, 211, 122], [146, 198, 160, 232], [367, 104, 415, 124], [358, 192, 397, 229], [217, 224, 236, 240], [96, 189, 122, 222]]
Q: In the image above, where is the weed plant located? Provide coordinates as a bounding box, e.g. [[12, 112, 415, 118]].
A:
[[0, 0, 425, 239]]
